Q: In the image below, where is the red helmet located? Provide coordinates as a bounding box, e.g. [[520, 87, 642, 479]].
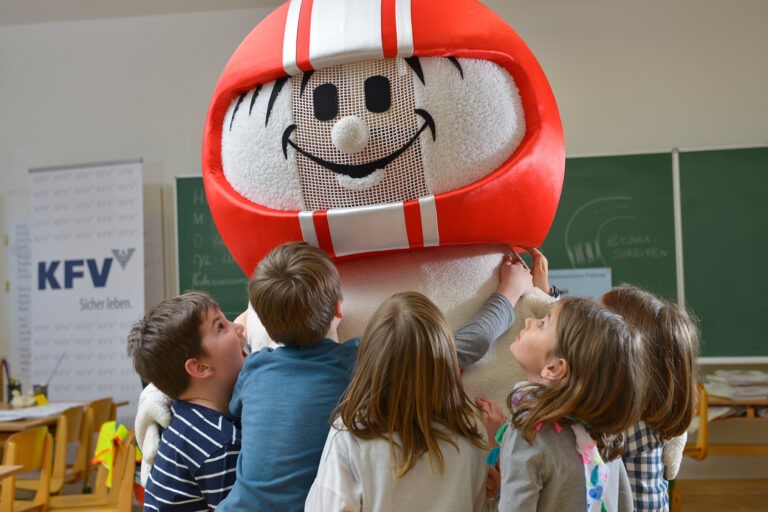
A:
[[203, 0, 564, 277]]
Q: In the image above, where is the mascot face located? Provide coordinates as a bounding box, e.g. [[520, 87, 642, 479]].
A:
[[203, 0, 565, 276], [222, 57, 525, 211]]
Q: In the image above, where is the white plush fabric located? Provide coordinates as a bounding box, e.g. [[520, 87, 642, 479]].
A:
[[245, 301, 278, 353], [663, 431, 687, 480], [220, 57, 524, 212], [221, 79, 305, 211], [135, 383, 172, 486], [247, 244, 552, 409], [416, 57, 525, 195]]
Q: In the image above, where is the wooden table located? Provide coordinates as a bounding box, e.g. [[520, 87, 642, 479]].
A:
[[706, 395, 768, 456], [0, 402, 73, 447], [0, 402, 62, 433]]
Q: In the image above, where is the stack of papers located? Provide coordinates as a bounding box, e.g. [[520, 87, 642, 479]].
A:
[[0, 402, 83, 422], [703, 370, 768, 400]]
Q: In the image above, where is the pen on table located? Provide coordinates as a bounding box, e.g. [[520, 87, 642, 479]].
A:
[[46, 352, 66, 387], [1, 358, 10, 384]]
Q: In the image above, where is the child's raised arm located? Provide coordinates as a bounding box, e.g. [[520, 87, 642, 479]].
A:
[[454, 254, 533, 368], [525, 246, 550, 295]]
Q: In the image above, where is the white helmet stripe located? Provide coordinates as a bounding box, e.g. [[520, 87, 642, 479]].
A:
[[308, 0, 385, 70], [326, 202, 409, 257], [299, 197, 439, 257], [282, 0, 414, 74], [282, 0, 303, 76], [395, 0, 414, 57], [298, 211, 319, 248], [419, 195, 439, 247]]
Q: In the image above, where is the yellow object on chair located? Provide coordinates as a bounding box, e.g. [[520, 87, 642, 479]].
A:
[[92, 420, 129, 488]]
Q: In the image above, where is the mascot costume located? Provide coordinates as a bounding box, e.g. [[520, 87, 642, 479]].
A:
[[136, 0, 685, 487]]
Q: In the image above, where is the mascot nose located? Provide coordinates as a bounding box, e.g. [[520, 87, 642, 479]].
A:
[[331, 116, 370, 154]]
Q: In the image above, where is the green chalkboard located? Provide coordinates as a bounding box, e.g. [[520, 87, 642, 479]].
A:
[[680, 147, 768, 358], [175, 176, 249, 320], [538, 153, 678, 301]]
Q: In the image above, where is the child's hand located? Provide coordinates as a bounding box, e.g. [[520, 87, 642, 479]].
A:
[[476, 397, 507, 447], [525, 247, 550, 295], [486, 465, 501, 498], [496, 253, 534, 306]]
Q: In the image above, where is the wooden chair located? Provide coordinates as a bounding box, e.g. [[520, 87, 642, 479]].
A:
[[80, 398, 115, 493], [47, 430, 136, 512], [0, 426, 54, 512], [670, 383, 709, 512], [15, 405, 84, 495], [683, 383, 709, 461]]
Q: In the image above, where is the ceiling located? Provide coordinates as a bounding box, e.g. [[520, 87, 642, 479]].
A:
[[0, 0, 283, 27]]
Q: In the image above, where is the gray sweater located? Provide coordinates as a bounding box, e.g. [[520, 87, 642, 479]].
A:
[[454, 292, 515, 369], [499, 423, 633, 512]]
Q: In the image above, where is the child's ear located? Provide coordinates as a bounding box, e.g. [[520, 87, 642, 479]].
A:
[[335, 300, 343, 319], [542, 357, 568, 383], [185, 357, 213, 379]]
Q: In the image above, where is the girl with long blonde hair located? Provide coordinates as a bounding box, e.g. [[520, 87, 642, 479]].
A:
[[306, 291, 499, 511]]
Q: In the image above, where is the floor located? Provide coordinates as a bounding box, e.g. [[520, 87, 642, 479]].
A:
[[675, 479, 768, 512]]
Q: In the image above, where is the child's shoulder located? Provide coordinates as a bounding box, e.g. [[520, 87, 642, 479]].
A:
[[502, 420, 578, 455], [169, 400, 240, 446]]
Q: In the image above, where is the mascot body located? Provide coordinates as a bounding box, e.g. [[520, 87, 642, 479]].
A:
[[204, 0, 564, 406], [137, 0, 571, 484], [138, 0, 688, 487]]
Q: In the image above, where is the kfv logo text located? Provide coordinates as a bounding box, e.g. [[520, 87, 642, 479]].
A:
[[37, 248, 135, 290]]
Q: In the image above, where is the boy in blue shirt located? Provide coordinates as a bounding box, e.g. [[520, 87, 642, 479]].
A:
[[127, 292, 247, 511], [219, 242, 532, 511]]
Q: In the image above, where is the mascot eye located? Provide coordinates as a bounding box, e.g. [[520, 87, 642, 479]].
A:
[[313, 83, 338, 121], [364, 75, 391, 113]]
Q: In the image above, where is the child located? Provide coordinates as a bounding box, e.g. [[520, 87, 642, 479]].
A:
[[306, 292, 503, 511], [220, 242, 532, 511], [602, 285, 700, 511], [127, 292, 246, 511], [480, 297, 644, 511]]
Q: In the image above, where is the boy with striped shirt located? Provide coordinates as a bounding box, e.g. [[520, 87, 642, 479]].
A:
[[128, 292, 247, 511]]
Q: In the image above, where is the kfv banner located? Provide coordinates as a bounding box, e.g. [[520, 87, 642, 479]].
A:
[[30, 160, 143, 425]]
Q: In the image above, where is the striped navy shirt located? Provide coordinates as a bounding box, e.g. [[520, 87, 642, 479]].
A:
[[144, 400, 241, 511]]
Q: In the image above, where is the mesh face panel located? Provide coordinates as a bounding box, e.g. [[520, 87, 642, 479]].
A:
[[291, 58, 429, 210]]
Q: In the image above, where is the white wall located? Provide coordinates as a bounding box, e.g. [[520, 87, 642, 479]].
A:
[[1, 0, 767, 478]]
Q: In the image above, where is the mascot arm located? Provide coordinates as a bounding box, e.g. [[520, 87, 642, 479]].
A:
[[135, 383, 173, 486], [454, 292, 515, 369]]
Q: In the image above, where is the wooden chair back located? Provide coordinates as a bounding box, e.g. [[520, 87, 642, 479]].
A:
[[683, 383, 708, 461], [0, 426, 53, 512], [671, 383, 709, 512], [82, 397, 114, 492], [48, 429, 136, 512], [113, 430, 137, 512], [15, 405, 84, 494]]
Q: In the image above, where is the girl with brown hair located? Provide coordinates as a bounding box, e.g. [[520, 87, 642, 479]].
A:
[[480, 296, 646, 511], [306, 291, 506, 511], [602, 285, 700, 512]]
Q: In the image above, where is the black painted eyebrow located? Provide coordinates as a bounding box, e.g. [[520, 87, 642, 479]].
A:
[[300, 71, 315, 97], [248, 85, 262, 115], [447, 57, 464, 79], [229, 92, 247, 131], [405, 57, 424, 85], [265, 76, 289, 127]]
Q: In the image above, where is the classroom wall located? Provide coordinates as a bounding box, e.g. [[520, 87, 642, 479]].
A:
[[2, 0, 767, 478]]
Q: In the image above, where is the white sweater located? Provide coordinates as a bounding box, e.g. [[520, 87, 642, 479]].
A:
[[305, 421, 489, 512]]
